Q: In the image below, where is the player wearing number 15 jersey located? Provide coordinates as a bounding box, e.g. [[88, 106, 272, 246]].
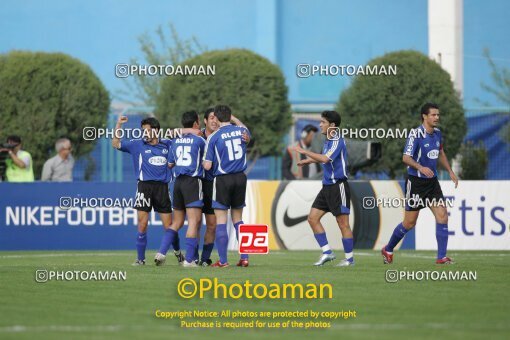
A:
[[203, 105, 250, 268]]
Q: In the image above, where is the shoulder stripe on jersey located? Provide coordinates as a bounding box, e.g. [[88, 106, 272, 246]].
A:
[[207, 129, 220, 140], [330, 158, 335, 183], [192, 147, 201, 177], [203, 129, 220, 159], [326, 140, 339, 159], [138, 154, 143, 181], [341, 148, 347, 179], [215, 146, 226, 174]]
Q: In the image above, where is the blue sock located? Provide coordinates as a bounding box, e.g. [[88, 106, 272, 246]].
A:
[[234, 221, 249, 260], [436, 223, 449, 259], [185, 237, 198, 263], [216, 224, 228, 264], [201, 243, 214, 261], [342, 237, 354, 262], [172, 231, 180, 252], [386, 223, 409, 252], [194, 243, 199, 261], [158, 229, 178, 255], [136, 232, 147, 261], [314, 232, 332, 254]]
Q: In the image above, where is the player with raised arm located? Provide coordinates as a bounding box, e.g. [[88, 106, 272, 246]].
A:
[[293, 110, 355, 267], [112, 116, 180, 265], [381, 103, 458, 265], [202, 105, 250, 268], [154, 111, 206, 267]]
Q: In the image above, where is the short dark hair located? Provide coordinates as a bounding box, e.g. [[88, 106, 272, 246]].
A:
[[181, 110, 199, 128], [214, 105, 231, 123], [321, 111, 341, 127], [140, 117, 160, 130], [204, 107, 215, 121], [302, 124, 318, 134], [420, 103, 439, 121], [7, 135, 21, 145]]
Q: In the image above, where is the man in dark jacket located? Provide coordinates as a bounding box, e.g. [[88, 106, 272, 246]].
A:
[[282, 124, 321, 180]]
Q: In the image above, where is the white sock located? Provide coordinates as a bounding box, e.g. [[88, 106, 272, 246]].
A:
[[321, 245, 331, 254]]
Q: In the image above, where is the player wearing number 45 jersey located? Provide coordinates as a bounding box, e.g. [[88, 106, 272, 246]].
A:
[[155, 111, 206, 267], [381, 103, 459, 265], [294, 111, 355, 267], [203, 105, 251, 268]]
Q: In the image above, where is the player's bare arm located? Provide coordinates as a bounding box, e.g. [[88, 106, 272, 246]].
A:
[[231, 115, 250, 143], [403, 154, 434, 178], [297, 158, 319, 166], [230, 114, 246, 128], [202, 160, 212, 171], [438, 149, 458, 188], [2, 150, 26, 168], [112, 115, 128, 149], [293, 145, 329, 164]]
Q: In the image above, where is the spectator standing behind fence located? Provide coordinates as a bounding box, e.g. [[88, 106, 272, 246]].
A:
[[41, 138, 74, 181], [282, 124, 321, 180], [0, 135, 34, 182]]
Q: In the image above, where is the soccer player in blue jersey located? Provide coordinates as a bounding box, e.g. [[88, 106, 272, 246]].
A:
[[382, 103, 458, 265], [198, 108, 251, 266], [202, 105, 251, 268], [197, 108, 218, 267], [294, 111, 355, 267], [112, 116, 180, 265], [154, 111, 206, 267]]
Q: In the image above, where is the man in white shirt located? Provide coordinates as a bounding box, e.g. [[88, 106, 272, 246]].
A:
[[41, 138, 74, 182]]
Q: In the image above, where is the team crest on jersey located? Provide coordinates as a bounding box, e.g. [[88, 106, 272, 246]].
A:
[[162, 149, 168, 154], [145, 150, 151, 153], [424, 143, 429, 147], [436, 141, 440, 147]]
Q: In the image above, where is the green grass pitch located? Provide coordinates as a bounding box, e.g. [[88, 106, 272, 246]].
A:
[[0, 250, 508, 340]]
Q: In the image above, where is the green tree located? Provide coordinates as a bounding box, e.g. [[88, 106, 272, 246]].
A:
[[156, 49, 291, 161], [459, 141, 488, 179], [337, 50, 466, 178], [118, 23, 206, 106], [0, 51, 110, 179]]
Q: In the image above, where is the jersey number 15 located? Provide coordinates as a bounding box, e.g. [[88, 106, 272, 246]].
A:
[[226, 138, 243, 161]]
